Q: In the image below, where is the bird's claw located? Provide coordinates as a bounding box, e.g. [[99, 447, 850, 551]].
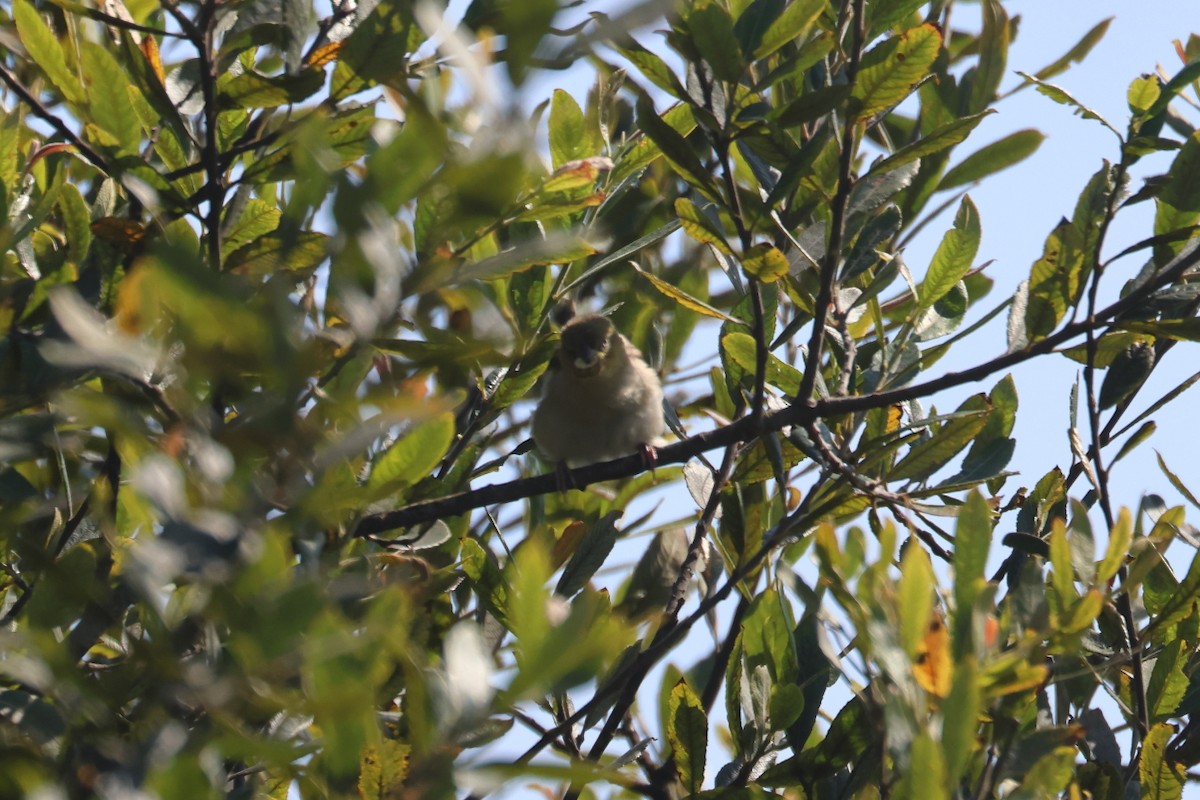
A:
[[637, 443, 659, 472], [555, 460, 579, 494]]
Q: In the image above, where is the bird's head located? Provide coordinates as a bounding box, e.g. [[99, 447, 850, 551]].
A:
[[558, 315, 619, 378]]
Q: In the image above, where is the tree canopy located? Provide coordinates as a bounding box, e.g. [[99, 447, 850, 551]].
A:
[[1, 0, 1200, 798]]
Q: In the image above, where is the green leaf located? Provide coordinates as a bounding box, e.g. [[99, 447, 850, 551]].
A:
[[688, 1, 744, 83], [894, 734, 948, 800], [1033, 18, 1111, 83], [794, 695, 872, 779], [1098, 339, 1155, 410], [919, 197, 981, 309], [889, 395, 991, 483], [1072, 162, 1117, 256], [1024, 220, 1085, 341], [1007, 747, 1076, 800], [222, 68, 325, 109], [898, 542, 934, 658], [1117, 318, 1200, 342], [1060, 331, 1139, 367], [561, 219, 682, 294], [961, 374, 1017, 474], [872, 111, 993, 175], [1147, 638, 1190, 721], [81, 41, 144, 156], [223, 199, 283, 253], [741, 243, 789, 283], [867, 0, 928, 35], [1154, 132, 1200, 256], [13, 0, 86, 105], [942, 657, 982, 781], [617, 40, 686, 99], [772, 84, 854, 128], [742, 587, 798, 686], [1143, 544, 1200, 638], [786, 611, 831, 754], [953, 490, 994, 658], [851, 24, 943, 120], [635, 96, 714, 195], [1077, 763, 1125, 800], [490, 360, 550, 411], [722, 331, 802, 395], [1140, 723, 1186, 800], [455, 233, 600, 283], [1096, 508, 1132, 584], [964, 0, 1008, 113], [332, 2, 420, 95], [490, 0, 557, 85], [614, 103, 697, 185], [940, 129, 1045, 190], [226, 232, 330, 278], [58, 183, 92, 268], [1128, 74, 1162, 116], [1017, 71, 1122, 139], [555, 511, 622, 598], [676, 197, 732, 254], [548, 90, 596, 169], [367, 413, 455, 491], [1141, 61, 1200, 122], [753, 0, 824, 60], [667, 679, 708, 795], [1112, 421, 1156, 465], [1157, 452, 1200, 513], [1047, 518, 1075, 611]]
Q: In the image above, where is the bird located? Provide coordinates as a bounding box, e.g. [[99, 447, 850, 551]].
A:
[[532, 308, 665, 485]]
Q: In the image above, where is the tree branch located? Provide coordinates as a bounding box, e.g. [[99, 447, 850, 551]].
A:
[[798, 0, 867, 403], [0, 64, 113, 175], [356, 239, 1200, 536]]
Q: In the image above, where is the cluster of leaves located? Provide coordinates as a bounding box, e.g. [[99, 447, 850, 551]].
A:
[[1, 0, 1200, 797]]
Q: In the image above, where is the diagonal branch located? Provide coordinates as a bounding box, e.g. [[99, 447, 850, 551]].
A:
[[356, 239, 1200, 536], [0, 64, 113, 175]]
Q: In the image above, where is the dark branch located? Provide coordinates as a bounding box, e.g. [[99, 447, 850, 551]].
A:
[[798, 0, 867, 403], [355, 239, 1200, 536], [0, 64, 113, 175]]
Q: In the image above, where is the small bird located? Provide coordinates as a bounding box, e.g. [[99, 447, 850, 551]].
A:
[[532, 309, 665, 481]]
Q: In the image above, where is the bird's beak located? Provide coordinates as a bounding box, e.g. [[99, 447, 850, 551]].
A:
[[571, 346, 602, 376]]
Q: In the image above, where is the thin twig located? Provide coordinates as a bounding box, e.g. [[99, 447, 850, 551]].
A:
[[0, 64, 112, 174], [580, 444, 739, 774], [803, 421, 952, 562], [798, 0, 867, 404]]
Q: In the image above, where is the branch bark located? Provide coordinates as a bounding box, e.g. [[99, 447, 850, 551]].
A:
[[356, 237, 1200, 536]]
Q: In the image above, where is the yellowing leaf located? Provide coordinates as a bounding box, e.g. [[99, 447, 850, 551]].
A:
[[742, 243, 790, 282], [886, 404, 903, 433], [666, 679, 707, 794], [852, 24, 943, 119], [308, 40, 342, 68], [913, 611, 952, 697], [675, 197, 731, 254], [541, 156, 612, 193], [139, 35, 165, 85], [91, 217, 148, 250], [633, 263, 740, 323], [358, 739, 411, 799]]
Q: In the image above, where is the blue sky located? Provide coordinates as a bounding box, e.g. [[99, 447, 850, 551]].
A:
[[922, 1, 1200, 522]]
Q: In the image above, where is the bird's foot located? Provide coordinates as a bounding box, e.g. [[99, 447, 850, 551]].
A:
[[637, 443, 659, 472], [555, 460, 579, 493]]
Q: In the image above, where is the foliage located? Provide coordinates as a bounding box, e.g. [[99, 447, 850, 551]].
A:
[[0, 0, 1199, 798]]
